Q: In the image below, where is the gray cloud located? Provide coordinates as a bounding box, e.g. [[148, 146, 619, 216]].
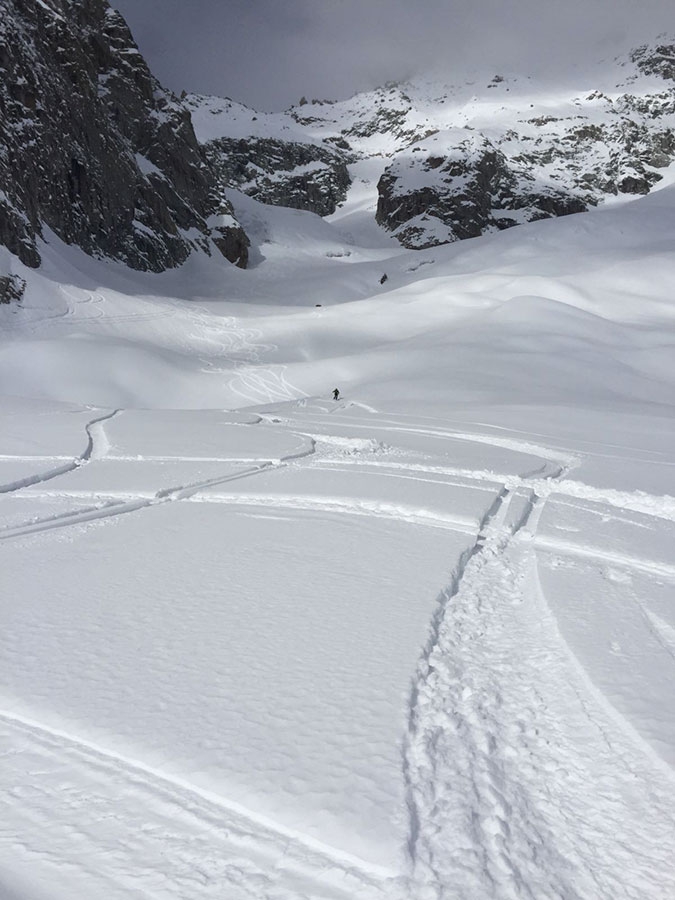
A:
[[112, 0, 674, 110]]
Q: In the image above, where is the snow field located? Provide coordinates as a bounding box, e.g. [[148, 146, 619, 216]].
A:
[[0, 168, 674, 897], [1, 394, 674, 899], [1, 404, 501, 882]]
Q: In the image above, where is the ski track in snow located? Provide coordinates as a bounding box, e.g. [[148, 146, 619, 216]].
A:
[[0, 408, 120, 495], [400, 440, 675, 900], [0, 458, 319, 544], [4, 434, 673, 579], [2, 408, 675, 898], [533, 534, 675, 581], [190, 311, 305, 405], [0, 711, 391, 900], [287, 416, 675, 521]]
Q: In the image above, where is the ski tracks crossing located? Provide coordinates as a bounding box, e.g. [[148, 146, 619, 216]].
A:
[[0, 411, 385, 899], [399, 435, 675, 900], [2, 407, 675, 898], [0, 410, 401, 900], [0, 408, 120, 496]]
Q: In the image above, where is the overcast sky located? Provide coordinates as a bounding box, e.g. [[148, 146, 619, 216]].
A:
[[111, 0, 673, 111]]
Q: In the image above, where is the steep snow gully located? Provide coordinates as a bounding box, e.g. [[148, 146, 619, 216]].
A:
[[1, 404, 675, 899]]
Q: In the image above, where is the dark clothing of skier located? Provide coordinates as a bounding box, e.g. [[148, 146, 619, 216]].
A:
[[333, 388, 340, 401]]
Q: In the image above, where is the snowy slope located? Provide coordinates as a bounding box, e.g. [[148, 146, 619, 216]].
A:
[[0, 170, 674, 899]]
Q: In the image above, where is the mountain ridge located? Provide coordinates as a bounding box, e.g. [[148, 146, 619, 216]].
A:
[[189, 41, 675, 249], [1, 0, 674, 274]]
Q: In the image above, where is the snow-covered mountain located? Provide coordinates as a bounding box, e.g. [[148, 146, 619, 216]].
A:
[[2, 0, 674, 274], [189, 42, 675, 248]]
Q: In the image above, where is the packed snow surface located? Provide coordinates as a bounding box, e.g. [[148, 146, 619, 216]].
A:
[[1, 178, 674, 899]]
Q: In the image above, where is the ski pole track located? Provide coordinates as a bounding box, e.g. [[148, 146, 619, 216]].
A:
[[5, 287, 179, 335], [0, 427, 544, 543], [0, 410, 322, 541], [189, 492, 479, 534], [307, 461, 505, 497], [0, 483, 478, 543], [284, 414, 580, 472], [325, 411, 675, 464], [0, 711, 392, 900], [230, 366, 300, 405], [311, 455, 675, 522], [527, 551, 675, 782], [642, 608, 675, 659], [534, 534, 675, 581], [635, 600, 675, 664], [4, 417, 671, 578]]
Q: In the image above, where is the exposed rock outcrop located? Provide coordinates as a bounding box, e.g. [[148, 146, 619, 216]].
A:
[[6, 11, 671, 270], [202, 136, 350, 217], [188, 42, 675, 253], [376, 134, 588, 248], [630, 43, 675, 81], [0, 273, 26, 304], [369, 51, 675, 247], [0, 0, 249, 270]]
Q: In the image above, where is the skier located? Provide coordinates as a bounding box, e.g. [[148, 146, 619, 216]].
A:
[[333, 387, 340, 401]]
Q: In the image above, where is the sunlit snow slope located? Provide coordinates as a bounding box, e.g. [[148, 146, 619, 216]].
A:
[[0, 182, 674, 900]]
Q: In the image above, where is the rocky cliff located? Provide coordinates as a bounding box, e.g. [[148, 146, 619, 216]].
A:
[[375, 131, 588, 249], [362, 51, 675, 247], [201, 136, 350, 217], [0, 0, 249, 271], [186, 94, 352, 218]]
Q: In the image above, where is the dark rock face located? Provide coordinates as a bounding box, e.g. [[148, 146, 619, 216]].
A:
[[203, 137, 351, 217], [631, 44, 675, 81], [0, 273, 26, 303], [0, 0, 249, 270], [373, 44, 675, 250], [376, 137, 588, 249]]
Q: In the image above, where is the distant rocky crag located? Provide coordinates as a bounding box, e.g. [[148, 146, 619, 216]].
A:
[[0, 273, 26, 303], [375, 132, 588, 248], [185, 94, 352, 218], [0, 0, 249, 272], [372, 51, 675, 247], [188, 44, 675, 251], [202, 136, 350, 217]]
